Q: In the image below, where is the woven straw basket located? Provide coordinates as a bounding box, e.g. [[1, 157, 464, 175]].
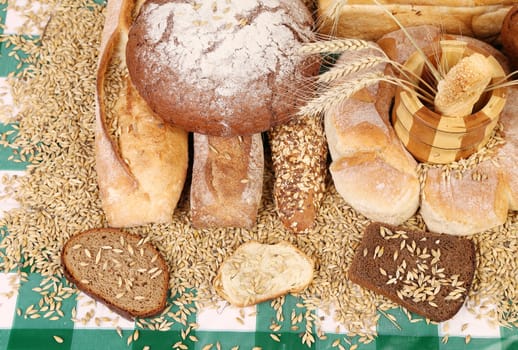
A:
[[392, 40, 507, 164]]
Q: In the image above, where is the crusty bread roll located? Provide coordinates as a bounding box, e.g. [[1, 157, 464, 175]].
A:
[[214, 241, 314, 307], [95, 0, 188, 227], [62, 229, 169, 319], [420, 161, 510, 235], [317, 0, 517, 42], [325, 45, 420, 225], [190, 134, 264, 229], [125, 0, 319, 136], [268, 114, 328, 233]]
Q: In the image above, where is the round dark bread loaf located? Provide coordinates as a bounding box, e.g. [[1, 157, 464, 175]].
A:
[[126, 0, 319, 136]]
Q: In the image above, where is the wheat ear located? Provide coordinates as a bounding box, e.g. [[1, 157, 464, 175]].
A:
[[300, 38, 379, 55], [381, 76, 435, 105], [317, 56, 386, 84], [297, 72, 383, 117]]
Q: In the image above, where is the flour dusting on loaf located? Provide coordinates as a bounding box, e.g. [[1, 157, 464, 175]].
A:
[[126, 0, 318, 136], [143, 0, 306, 97]]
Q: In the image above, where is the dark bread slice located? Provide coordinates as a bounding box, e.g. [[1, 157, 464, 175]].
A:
[[61, 228, 169, 319], [348, 222, 476, 322]]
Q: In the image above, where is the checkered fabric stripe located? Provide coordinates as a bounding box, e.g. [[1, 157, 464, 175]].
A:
[[1, 1, 518, 349]]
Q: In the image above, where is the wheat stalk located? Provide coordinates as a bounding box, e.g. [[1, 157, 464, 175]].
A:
[[297, 72, 384, 117], [300, 38, 378, 55], [317, 56, 386, 84], [486, 71, 518, 91]]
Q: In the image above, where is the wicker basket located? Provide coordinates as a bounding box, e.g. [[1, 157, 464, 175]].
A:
[[392, 40, 507, 164]]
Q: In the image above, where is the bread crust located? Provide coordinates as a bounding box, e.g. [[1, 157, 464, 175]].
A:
[[421, 161, 509, 235], [61, 229, 170, 319], [95, 0, 188, 227], [501, 5, 518, 69], [190, 134, 264, 228], [497, 87, 518, 210]]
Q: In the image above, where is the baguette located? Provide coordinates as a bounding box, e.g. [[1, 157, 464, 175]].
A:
[[317, 0, 516, 41], [95, 0, 188, 227], [214, 241, 314, 307], [349, 222, 476, 322], [268, 114, 328, 233], [61, 228, 169, 319], [190, 134, 264, 229]]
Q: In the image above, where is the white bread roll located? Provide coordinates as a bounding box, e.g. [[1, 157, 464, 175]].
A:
[[214, 241, 314, 307], [325, 45, 420, 225], [95, 0, 188, 227]]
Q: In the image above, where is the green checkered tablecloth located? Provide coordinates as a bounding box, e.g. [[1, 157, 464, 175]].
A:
[[1, 0, 518, 349]]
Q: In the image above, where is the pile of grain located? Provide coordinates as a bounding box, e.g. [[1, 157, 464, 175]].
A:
[[0, 0, 516, 348]]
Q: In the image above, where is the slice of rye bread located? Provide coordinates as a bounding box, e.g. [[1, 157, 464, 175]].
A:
[[348, 222, 476, 322], [61, 228, 169, 319]]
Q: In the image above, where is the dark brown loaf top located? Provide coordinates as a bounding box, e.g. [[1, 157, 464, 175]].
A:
[[349, 222, 476, 322], [61, 229, 170, 319], [126, 0, 319, 137]]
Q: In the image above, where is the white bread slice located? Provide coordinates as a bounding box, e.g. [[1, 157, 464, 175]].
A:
[[61, 229, 169, 319], [214, 241, 314, 307]]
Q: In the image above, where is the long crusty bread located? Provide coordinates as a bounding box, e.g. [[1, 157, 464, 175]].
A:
[[190, 134, 264, 229], [62, 229, 169, 319], [317, 0, 516, 41], [214, 241, 314, 307], [348, 222, 476, 322], [95, 0, 188, 227]]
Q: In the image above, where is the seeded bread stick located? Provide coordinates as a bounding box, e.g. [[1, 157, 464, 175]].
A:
[[268, 113, 328, 233]]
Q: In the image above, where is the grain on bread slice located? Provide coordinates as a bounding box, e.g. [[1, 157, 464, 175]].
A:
[[348, 222, 476, 322], [61, 228, 169, 319], [214, 241, 314, 307]]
